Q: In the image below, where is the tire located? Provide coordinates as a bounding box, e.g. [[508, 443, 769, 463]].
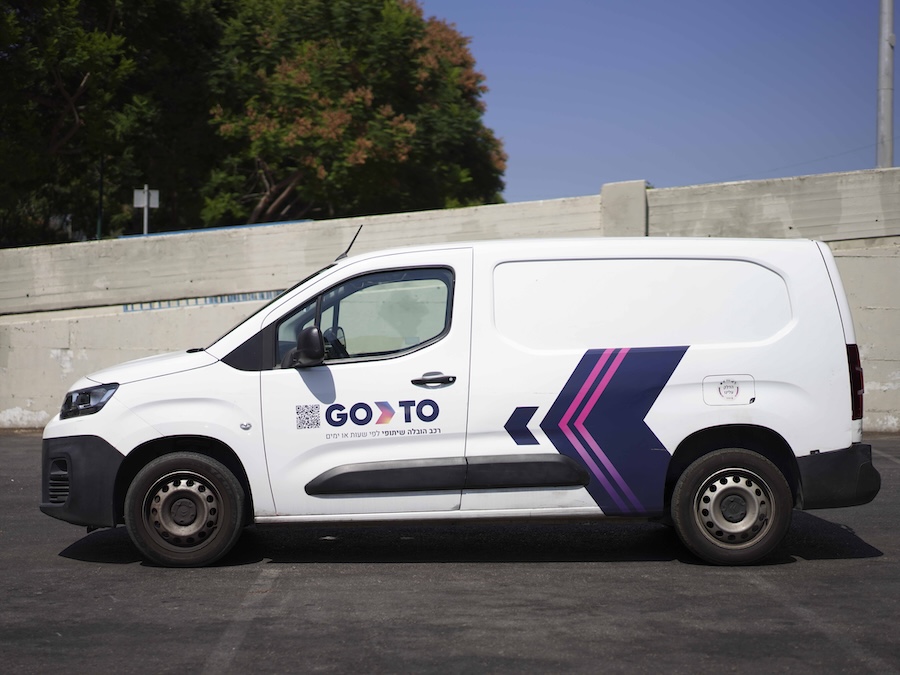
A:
[[671, 448, 792, 565], [124, 452, 245, 567]]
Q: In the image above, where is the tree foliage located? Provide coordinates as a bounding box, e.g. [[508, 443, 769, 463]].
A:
[[0, 0, 505, 247], [0, 0, 135, 245], [206, 0, 505, 224]]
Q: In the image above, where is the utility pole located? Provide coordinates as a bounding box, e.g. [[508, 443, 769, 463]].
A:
[[877, 0, 895, 168]]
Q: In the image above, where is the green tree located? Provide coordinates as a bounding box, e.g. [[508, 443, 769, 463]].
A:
[[0, 0, 505, 247], [0, 0, 230, 245], [204, 0, 505, 224], [107, 0, 229, 234], [0, 0, 135, 245]]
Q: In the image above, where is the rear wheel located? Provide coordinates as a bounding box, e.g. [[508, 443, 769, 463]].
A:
[[124, 452, 245, 567], [671, 448, 792, 565]]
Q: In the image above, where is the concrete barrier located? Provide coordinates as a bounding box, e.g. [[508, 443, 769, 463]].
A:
[[0, 196, 602, 315], [648, 169, 900, 240], [1, 169, 898, 430]]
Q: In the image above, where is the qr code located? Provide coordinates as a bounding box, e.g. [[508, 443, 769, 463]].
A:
[[296, 404, 320, 430]]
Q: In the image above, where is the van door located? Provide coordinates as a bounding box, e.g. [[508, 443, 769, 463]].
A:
[[462, 253, 688, 517], [260, 249, 472, 516]]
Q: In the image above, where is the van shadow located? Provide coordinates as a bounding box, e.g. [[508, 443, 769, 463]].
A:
[[59, 526, 143, 564], [58, 511, 882, 567]]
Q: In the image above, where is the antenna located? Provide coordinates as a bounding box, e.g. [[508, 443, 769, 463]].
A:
[[335, 225, 364, 261]]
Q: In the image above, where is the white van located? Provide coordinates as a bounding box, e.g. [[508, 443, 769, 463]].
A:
[[41, 238, 880, 567]]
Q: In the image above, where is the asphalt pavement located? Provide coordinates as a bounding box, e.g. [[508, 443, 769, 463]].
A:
[[1, 430, 899, 673]]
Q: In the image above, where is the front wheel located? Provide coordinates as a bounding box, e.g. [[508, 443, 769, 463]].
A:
[[671, 448, 792, 565], [124, 452, 245, 567]]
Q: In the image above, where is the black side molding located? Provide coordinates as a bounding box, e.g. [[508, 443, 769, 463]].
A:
[[466, 454, 590, 489], [305, 454, 589, 496], [306, 458, 467, 496]]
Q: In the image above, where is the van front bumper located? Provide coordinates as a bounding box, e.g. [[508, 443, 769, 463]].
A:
[[40, 435, 124, 528], [797, 442, 881, 510]]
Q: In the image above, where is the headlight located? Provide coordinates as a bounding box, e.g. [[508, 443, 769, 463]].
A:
[[60, 383, 119, 419]]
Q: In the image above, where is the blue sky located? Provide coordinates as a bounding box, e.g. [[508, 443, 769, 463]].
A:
[[417, 1, 892, 203]]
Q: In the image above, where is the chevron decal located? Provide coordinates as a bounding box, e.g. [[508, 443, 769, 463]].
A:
[[505, 406, 540, 446], [539, 347, 687, 516], [375, 401, 395, 424]]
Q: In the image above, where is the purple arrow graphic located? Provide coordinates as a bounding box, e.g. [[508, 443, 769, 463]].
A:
[[540, 346, 687, 516], [505, 406, 540, 445]]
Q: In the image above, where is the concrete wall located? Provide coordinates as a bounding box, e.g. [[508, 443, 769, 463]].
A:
[[648, 169, 900, 240], [0, 196, 601, 315], [1, 168, 898, 430]]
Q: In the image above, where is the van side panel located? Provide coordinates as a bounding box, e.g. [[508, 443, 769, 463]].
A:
[[464, 239, 856, 516], [815, 241, 857, 344], [493, 258, 792, 349], [815, 241, 863, 442], [650, 243, 854, 456]]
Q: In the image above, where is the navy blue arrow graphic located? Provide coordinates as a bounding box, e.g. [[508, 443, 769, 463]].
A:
[[540, 347, 687, 515], [505, 406, 540, 446]]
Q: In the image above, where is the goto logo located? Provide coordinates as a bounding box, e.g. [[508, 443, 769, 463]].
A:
[[325, 400, 439, 427]]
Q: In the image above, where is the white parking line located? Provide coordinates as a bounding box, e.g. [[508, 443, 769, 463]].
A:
[[748, 574, 899, 674], [872, 447, 900, 467], [201, 566, 281, 674]]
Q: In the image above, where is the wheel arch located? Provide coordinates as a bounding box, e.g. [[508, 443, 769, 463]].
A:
[[665, 425, 801, 509], [114, 435, 254, 526]]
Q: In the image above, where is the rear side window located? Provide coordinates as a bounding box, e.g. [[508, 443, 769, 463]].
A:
[[494, 259, 792, 350], [277, 267, 453, 364]]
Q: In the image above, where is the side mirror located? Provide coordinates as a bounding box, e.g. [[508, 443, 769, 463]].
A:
[[292, 326, 326, 368]]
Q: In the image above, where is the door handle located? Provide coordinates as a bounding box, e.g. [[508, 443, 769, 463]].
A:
[[411, 373, 457, 386]]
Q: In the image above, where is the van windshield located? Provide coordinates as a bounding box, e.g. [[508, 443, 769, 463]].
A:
[[202, 263, 337, 349]]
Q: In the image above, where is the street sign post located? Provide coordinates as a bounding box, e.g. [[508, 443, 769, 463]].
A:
[[133, 184, 160, 235]]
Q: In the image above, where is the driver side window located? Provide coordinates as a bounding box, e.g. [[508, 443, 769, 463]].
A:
[[276, 267, 453, 366]]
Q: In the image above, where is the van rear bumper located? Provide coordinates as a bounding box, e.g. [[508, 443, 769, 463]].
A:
[[797, 443, 881, 510]]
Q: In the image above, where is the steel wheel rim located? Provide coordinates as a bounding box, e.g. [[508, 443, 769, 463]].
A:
[[693, 467, 773, 550], [143, 470, 220, 551]]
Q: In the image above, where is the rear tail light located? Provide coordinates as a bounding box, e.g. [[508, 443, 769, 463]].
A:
[[847, 344, 864, 420]]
